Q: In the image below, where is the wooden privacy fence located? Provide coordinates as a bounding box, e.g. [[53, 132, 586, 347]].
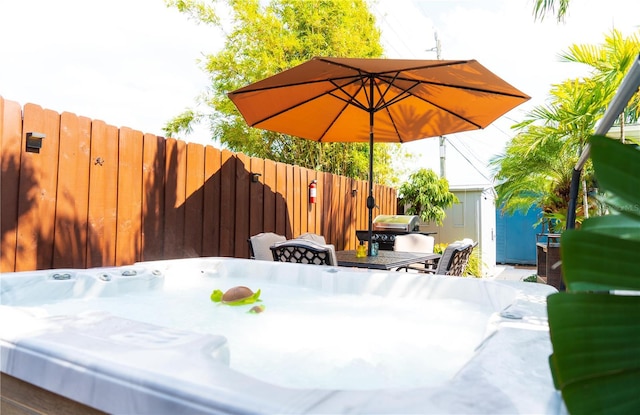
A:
[[0, 97, 397, 272]]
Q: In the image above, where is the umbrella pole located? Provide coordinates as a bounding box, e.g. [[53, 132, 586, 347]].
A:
[[367, 109, 375, 256]]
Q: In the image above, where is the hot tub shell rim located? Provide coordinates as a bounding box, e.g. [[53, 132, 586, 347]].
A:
[[0, 257, 563, 414]]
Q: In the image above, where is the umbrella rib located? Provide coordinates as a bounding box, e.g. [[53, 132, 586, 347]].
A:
[[422, 81, 529, 99], [331, 71, 418, 113], [241, 76, 365, 127], [374, 71, 405, 109], [374, 75, 527, 130], [229, 74, 359, 95], [318, 75, 385, 141], [421, 96, 483, 129], [378, 74, 530, 99], [328, 77, 370, 112], [318, 58, 529, 99], [231, 58, 529, 100], [375, 80, 418, 111], [317, 99, 352, 142], [315, 57, 470, 75], [373, 71, 413, 142]]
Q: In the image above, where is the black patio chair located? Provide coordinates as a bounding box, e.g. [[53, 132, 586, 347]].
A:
[[270, 239, 337, 266]]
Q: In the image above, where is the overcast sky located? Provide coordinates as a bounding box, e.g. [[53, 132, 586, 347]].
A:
[[1, 0, 638, 185]]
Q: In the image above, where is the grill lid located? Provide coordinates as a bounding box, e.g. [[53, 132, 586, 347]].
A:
[[372, 215, 420, 231]]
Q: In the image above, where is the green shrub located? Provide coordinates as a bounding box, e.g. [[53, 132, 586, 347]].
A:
[[464, 247, 482, 278]]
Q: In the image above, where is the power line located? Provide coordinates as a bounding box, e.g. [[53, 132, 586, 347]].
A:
[[444, 137, 493, 183], [487, 121, 514, 139], [450, 135, 488, 168], [374, 4, 418, 58]]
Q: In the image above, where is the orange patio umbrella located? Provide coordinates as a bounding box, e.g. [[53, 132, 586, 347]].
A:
[[228, 57, 530, 255]]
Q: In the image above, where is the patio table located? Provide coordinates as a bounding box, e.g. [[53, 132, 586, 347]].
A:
[[336, 250, 441, 271]]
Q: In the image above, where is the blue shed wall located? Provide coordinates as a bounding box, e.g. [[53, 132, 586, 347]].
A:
[[496, 208, 542, 265]]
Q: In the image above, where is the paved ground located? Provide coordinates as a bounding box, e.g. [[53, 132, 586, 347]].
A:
[[490, 264, 538, 281]]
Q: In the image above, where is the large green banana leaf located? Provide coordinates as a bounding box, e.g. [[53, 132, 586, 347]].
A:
[[548, 135, 640, 414]]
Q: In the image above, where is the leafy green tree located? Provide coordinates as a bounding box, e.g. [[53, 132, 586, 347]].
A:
[[492, 29, 640, 230], [532, 0, 570, 22], [560, 29, 640, 139], [492, 78, 604, 229], [164, 0, 404, 184], [398, 168, 457, 225]]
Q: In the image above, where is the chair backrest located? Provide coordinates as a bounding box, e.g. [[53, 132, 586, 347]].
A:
[[295, 232, 326, 244], [393, 234, 435, 254], [249, 232, 286, 261], [270, 239, 337, 266], [434, 242, 465, 274], [436, 241, 477, 276], [446, 243, 477, 276]]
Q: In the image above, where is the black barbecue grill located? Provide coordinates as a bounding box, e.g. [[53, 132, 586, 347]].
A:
[[356, 215, 436, 251]]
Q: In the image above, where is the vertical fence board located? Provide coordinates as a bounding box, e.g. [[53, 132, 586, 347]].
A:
[[358, 181, 366, 234], [342, 177, 355, 249], [275, 162, 287, 236], [385, 187, 394, 213], [142, 133, 165, 261], [313, 171, 322, 237], [285, 164, 294, 239], [391, 188, 396, 210], [338, 176, 348, 250], [234, 153, 250, 258], [219, 150, 235, 256], [321, 172, 331, 243], [115, 128, 143, 266], [333, 174, 342, 245], [1, 98, 22, 272], [163, 139, 186, 259], [320, 173, 327, 239], [184, 143, 205, 257], [335, 175, 343, 248], [300, 169, 308, 236], [16, 104, 60, 270], [354, 181, 362, 233], [292, 167, 302, 237], [87, 120, 118, 267], [384, 186, 388, 210], [203, 146, 221, 257], [249, 157, 265, 240], [54, 112, 91, 268], [385, 185, 391, 213], [306, 170, 315, 235], [344, 178, 355, 250], [39, 108, 61, 269], [331, 174, 342, 248], [263, 159, 276, 233], [15, 104, 43, 271]]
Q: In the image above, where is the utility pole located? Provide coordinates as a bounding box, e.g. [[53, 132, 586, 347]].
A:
[[433, 31, 441, 60], [427, 31, 446, 177], [439, 135, 446, 178]]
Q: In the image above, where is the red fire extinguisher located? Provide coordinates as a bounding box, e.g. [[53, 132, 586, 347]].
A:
[[309, 180, 317, 204]]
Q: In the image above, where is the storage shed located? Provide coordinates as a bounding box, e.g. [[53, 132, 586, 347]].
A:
[[418, 185, 496, 276]]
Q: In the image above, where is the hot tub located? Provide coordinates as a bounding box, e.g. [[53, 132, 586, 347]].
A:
[[0, 258, 565, 414]]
